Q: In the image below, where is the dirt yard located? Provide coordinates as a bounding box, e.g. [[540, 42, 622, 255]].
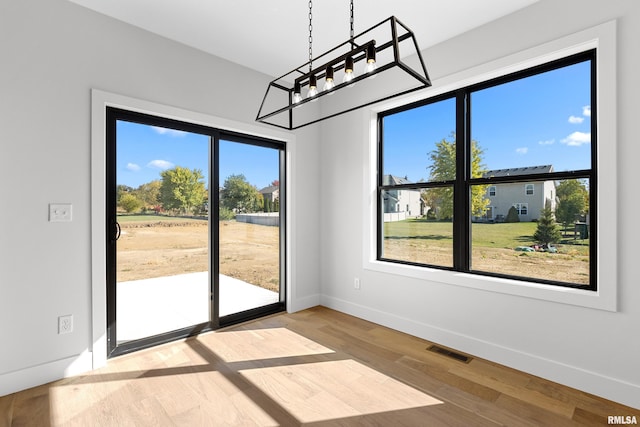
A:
[[383, 241, 590, 285], [117, 219, 280, 292]]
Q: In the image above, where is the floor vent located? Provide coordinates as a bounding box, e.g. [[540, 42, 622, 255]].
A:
[[427, 345, 472, 363]]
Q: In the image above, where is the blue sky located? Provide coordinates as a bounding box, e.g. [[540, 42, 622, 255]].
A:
[[116, 122, 279, 190], [383, 60, 592, 182], [118, 60, 591, 189]]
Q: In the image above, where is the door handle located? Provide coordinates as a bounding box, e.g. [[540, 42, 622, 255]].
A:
[[110, 221, 121, 242]]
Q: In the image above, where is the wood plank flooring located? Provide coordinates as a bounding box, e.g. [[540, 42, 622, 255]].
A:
[[1, 306, 638, 426]]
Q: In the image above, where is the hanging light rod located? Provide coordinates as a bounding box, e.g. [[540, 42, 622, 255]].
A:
[[256, 2, 431, 130]]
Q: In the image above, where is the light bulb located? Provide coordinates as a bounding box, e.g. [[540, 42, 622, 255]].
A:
[[323, 79, 335, 91], [342, 70, 354, 84], [364, 44, 377, 76], [323, 66, 335, 92], [292, 82, 302, 104], [364, 60, 377, 74], [307, 75, 318, 98], [343, 56, 355, 85]]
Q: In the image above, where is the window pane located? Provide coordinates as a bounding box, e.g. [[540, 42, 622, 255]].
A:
[[381, 188, 453, 267], [218, 140, 281, 317], [472, 60, 592, 174], [471, 179, 590, 285], [382, 97, 456, 184], [115, 121, 210, 343]]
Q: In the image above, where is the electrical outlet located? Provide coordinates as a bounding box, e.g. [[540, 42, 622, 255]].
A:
[[354, 277, 361, 290], [49, 203, 73, 222], [58, 315, 73, 334]]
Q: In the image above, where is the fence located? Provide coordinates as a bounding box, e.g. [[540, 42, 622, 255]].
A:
[[235, 212, 280, 227], [383, 211, 408, 222]]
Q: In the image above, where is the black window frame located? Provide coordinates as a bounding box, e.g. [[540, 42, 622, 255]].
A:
[[105, 107, 287, 358], [377, 49, 597, 291]]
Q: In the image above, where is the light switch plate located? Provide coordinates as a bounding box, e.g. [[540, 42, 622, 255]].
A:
[[49, 203, 72, 222]]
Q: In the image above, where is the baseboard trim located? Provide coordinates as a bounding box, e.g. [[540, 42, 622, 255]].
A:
[[0, 351, 93, 397], [289, 293, 321, 313], [320, 295, 640, 410]]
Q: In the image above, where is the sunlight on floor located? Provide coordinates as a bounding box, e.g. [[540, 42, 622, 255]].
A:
[[240, 359, 444, 424], [47, 326, 442, 425], [198, 327, 335, 363]]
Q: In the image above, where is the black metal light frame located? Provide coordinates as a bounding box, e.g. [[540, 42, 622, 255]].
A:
[[256, 16, 431, 130]]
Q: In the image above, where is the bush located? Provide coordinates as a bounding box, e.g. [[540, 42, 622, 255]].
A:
[[505, 206, 520, 223], [219, 207, 235, 221], [533, 201, 562, 245], [119, 193, 144, 213]]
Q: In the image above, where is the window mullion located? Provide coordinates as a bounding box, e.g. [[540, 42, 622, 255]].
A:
[[453, 90, 470, 271]]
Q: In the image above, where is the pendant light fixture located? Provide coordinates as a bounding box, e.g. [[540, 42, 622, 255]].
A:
[[256, 0, 431, 130]]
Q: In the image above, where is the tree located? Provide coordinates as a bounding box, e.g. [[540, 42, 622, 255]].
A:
[[425, 134, 489, 219], [555, 179, 588, 232], [134, 180, 161, 210], [118, 193, 143, 213], [159, 166, 206, 215], [533, 199, 562, 246], [116, 184, 133, 202], [220, 174, 263, 213], [505, 206, 520, 223]]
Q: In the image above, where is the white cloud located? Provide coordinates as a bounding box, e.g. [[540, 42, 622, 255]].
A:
[[561, 131, 591, 146], [126, 162, 141, 171], [568, 115, 584, 124], [147, 159, 174, 170], [538, 139, 555, 145], [516, 147, 528, 154], [582, 105, 591, 117], [151, 126, 187, 137]]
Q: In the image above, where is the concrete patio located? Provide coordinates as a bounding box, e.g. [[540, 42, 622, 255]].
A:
[[116, 272, 280, 342]]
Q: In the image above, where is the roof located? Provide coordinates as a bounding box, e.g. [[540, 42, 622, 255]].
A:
[[259, 185, 279, 194], [382, 175, 412, 186], [483, 165, 553, 178]]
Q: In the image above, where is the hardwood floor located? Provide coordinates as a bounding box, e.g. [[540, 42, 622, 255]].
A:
[[1, 307, 638, 426]]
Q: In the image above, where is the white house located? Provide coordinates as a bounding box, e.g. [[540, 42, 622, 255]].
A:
[[382, 175, 424, 221], [480, 165, 556, 222]]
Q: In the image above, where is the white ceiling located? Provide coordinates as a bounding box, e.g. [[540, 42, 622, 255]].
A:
[[69, 0, 537, 78]]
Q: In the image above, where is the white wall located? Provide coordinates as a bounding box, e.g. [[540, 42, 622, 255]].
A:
[[0, 0, 321, 395], [319, 0, 640, 409], [2, 0, 638, 411]]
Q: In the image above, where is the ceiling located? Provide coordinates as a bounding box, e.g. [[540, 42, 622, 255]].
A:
[[69, 0, 538, 78]]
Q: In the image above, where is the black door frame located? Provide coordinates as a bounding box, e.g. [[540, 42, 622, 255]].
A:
[[106, 107, 286, 358]]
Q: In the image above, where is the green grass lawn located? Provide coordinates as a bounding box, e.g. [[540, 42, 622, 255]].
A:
[[117, 214, 206, 223], [384, 218, 588, 255]]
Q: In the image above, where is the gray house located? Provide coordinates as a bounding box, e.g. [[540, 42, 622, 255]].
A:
[[259, 185, 279, 203], [479, 165, 556, 222], [382, 175, 424, 221]]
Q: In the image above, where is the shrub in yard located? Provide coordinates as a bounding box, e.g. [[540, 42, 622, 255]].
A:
[[119, 193, 144, 213], [533, 200, 562, 246], [219, 207, 235, 221], [505, 206, 520, 223]]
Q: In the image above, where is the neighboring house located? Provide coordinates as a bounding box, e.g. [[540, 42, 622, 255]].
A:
[[259, 185, 279, 203], [382, 175, 424, 221], [479, 165, 556, 222]]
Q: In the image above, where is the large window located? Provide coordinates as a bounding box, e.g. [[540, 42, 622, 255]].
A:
[[378, 50, 596, 290]]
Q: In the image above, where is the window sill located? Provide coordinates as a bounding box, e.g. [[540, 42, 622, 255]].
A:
[[364, 259, 615, 311]]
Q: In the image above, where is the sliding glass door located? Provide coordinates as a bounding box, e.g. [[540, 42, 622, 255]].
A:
[[217, 139, 284, 318], [106, 108, 285, 357]]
